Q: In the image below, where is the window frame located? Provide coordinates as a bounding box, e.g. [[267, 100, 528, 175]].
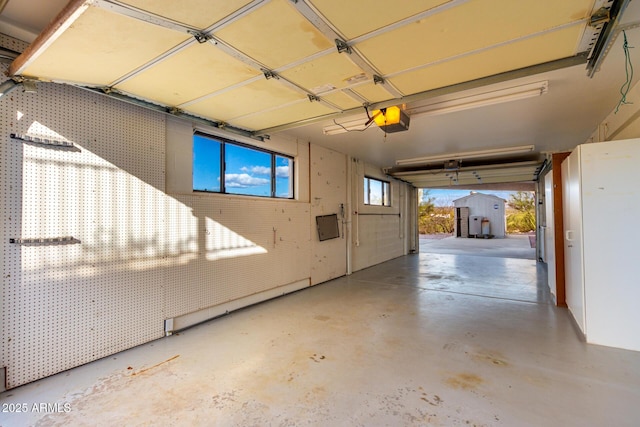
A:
[[364, 176, 391, 207], [193, 131, 295, 199]]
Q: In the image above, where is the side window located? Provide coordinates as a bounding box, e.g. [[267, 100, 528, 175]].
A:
[[275, 155, 294, 199], [193, 133, 294, 199], [364, 176, 391, 206], [225, 143, 271, 197], [193, 135, 221, 192]]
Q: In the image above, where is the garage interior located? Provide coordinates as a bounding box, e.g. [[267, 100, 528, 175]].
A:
[[1, 0, 640, 425]]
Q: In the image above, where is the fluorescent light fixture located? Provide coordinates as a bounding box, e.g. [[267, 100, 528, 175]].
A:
[[396, 145, 535, 166], [406, 81, 548, 118]]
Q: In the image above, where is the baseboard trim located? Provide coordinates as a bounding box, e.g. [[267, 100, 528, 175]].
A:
[[165, 278, 311, 334]]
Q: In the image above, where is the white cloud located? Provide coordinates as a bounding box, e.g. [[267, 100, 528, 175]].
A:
[[225, 173, 269, 188], [240, 166, 271, 175], [236, 165, 289, 178], [276, 165, 290, 178]]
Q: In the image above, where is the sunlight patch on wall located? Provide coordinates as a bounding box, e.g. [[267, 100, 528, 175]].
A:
[[205, 216, 267, 261], [26, 120, 67, 140]]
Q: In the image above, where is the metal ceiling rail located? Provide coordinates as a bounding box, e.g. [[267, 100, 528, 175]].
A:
[[8, 0, 601, 138], [587, 0, 633, 76], [108, 36, 198, 88], [389, 161, 541, 176], [407, 175, 537, 186], [93, 0, 343, 113], [93, 0, 200, 33], [204, 36, 342, 112], [203, 0, 269, 33], [346, 0, 473, 45], [255, 53, 589, 136], [383, 18, 590, 80], [399, 169, 543, 186], [80, 86, 267, 142], [576, 0, 613, 54], [225, 91, 352, 125], [291, 0, 404, 99], [176, 75, 266, 108]]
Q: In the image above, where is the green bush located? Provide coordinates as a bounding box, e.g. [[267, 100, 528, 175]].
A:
[[506, 191, 536, 233], [419, 203, 454, 234]]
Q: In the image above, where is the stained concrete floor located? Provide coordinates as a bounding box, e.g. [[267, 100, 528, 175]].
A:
[[2, 252, 640, 426]]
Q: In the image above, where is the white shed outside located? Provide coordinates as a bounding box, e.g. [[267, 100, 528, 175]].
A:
[[453, 192, 507, 238]]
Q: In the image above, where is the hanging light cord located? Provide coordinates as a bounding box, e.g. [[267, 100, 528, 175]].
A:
[[615, 30, 634, 114]]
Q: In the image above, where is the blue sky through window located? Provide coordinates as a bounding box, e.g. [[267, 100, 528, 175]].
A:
[[225, 144, 271, 196], [193, 134, 292, 198], [275, 156, 293, 198], [193, 135, 221, 192]]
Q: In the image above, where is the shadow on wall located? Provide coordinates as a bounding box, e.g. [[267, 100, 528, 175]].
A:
[[1, 80, 311, 389]]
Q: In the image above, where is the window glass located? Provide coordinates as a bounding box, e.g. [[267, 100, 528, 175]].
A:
[[383, 182, 390, 206], [370, 179, 382, 205], [275, 155, 294, 198], [224, 144, 271, 197], [363, 177, 370, 205], [193, 133, 294, 199], [364, 177, 391, 206], [193, 135, 221, 192]]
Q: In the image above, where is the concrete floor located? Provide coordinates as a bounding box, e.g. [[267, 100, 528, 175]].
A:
[[2, 251, 640, 426]]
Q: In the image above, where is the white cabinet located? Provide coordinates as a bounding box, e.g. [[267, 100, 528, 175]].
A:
[[562, 139, 640, 351], [562, 149, 585, 332]]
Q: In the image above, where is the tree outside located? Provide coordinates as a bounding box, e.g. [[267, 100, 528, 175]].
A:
[[418, 189, 536, 236], [506, 191, 536, 233], [418, 191, 454, 235]]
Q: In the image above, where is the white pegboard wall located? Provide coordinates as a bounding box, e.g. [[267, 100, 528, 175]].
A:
[[0, 32, 29, 53], [1, 69, 314, 387], [1, 76, 167, 388], [1, 30, 318, 389]]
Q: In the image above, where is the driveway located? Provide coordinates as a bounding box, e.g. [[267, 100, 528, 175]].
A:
[[419, 234, 536, 260]]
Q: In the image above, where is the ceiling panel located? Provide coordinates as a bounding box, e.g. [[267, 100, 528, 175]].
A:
[[183, 79, 306, 122], [115, 42, 261, 107], [15, 5, 189, 86], [308, 0, 451, 39], [119, 0, 256, 29], [389, 25, 583, 95], [356, 0, 592, 75], [213, 0, 333, 69], [351, 82, 396, 104], [321, 91, 364, 110], [279, 52, 367, 94], [8, 0, 606, 136], [229, 100, 335, 130]]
